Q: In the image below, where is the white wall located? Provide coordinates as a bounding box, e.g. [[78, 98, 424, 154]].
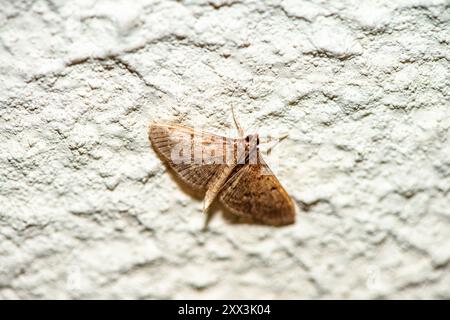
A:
[[0, 0, 449, 299]]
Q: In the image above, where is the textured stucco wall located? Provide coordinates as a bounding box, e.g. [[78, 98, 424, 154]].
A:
[[0, 0, 449, 299]]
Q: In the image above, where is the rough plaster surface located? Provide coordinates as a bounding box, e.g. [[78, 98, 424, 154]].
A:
[[0, 0, 449, 299]]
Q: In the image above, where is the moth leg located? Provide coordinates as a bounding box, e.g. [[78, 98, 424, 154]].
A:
[[262, 133, 289, 154], [203, 193, 215, 214], [231, 106, 245, 138], [276, 133, 289, 141]]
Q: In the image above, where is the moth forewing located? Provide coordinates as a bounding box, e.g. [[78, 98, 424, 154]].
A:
[[149, 123, 224, 190], [219, 157, 296, 226], [169, 131, 193, 165], [202, 134, 225, 165]]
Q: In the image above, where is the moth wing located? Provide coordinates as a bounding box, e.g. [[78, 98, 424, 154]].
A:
[[149, 123, 230, 190], [219, 153, 295, 225]]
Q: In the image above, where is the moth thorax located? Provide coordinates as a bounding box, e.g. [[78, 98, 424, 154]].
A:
[[243, 134, 260, 165]]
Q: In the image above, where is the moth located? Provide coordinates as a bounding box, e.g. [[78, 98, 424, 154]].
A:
[[148, 109, 295, 225]]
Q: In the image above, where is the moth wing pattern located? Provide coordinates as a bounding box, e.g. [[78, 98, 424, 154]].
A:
[[149, 123, 230, 190], [219, 152, 296, 226]]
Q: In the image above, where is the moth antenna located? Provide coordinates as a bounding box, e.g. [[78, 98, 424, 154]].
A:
[[231, 106, 245, 138]]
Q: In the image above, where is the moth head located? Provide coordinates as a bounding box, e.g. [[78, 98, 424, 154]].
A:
[[245, 134, 260, 145]]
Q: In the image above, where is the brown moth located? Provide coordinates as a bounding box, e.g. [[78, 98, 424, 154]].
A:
[[148, 109, 295, 226]]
